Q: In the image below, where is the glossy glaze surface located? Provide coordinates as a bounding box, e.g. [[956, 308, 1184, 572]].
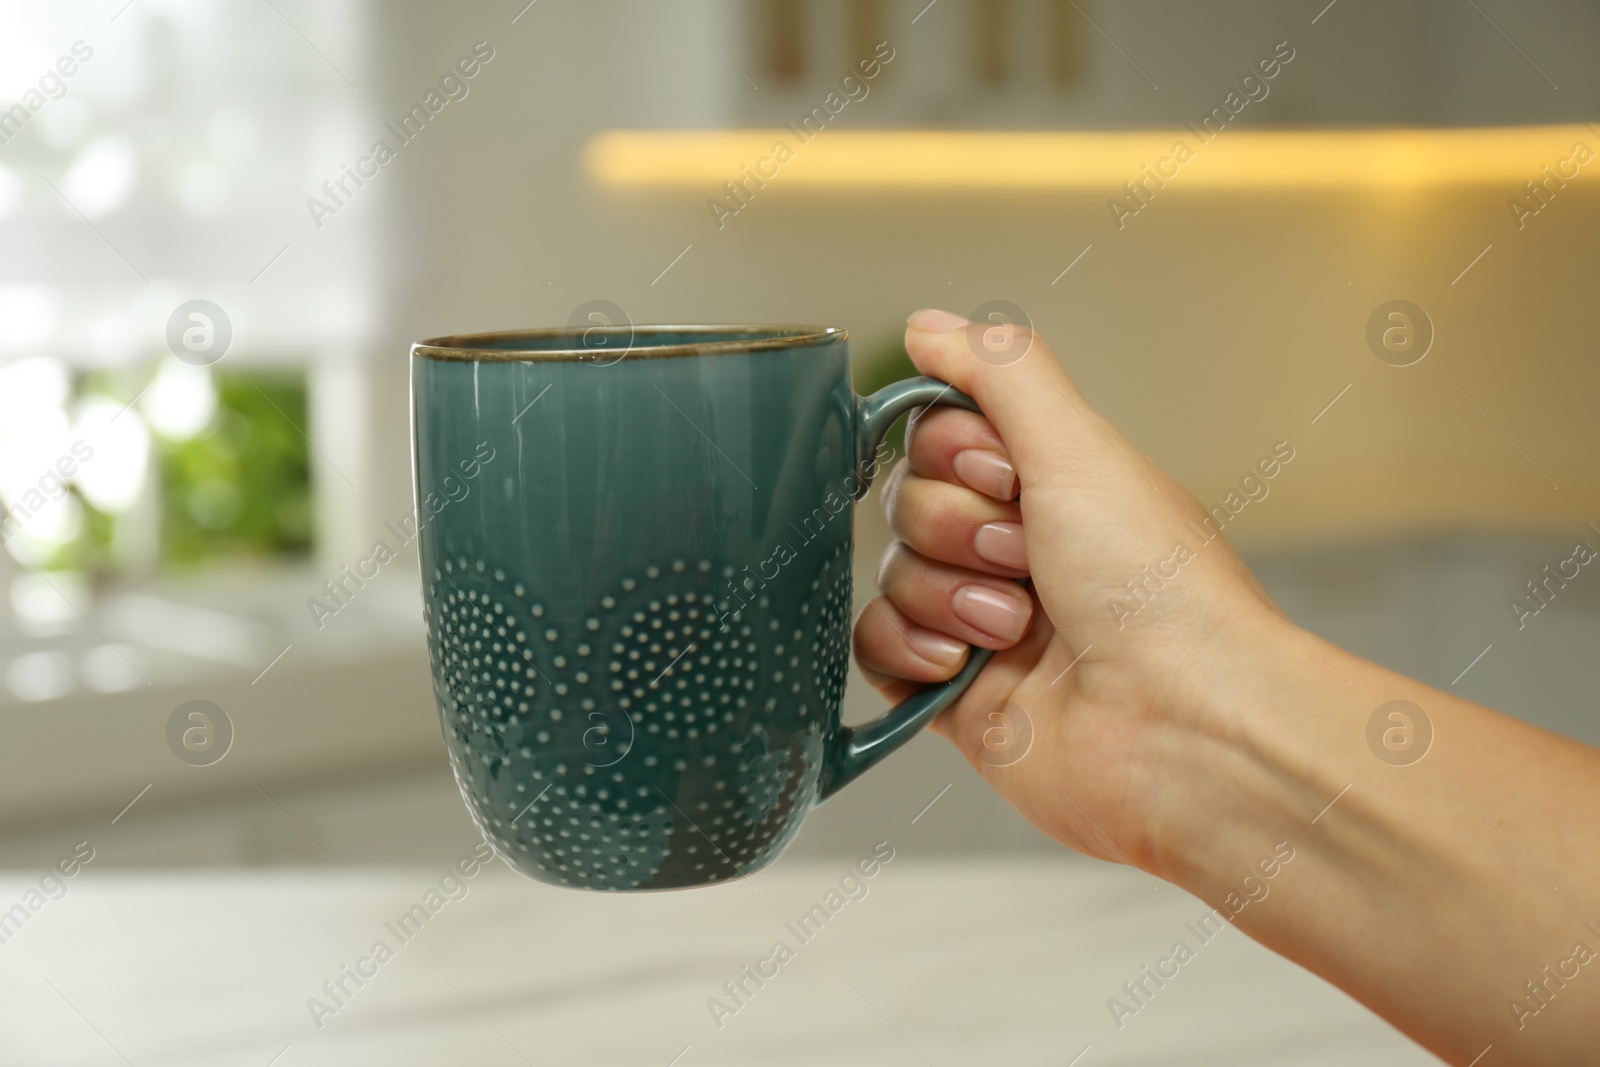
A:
[[412, 327, 985, 891]]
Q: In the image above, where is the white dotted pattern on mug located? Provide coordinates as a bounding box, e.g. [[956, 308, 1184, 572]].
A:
[[423, 545, 853, 890]]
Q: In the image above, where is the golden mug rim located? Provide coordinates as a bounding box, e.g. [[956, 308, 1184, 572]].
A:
[[411, 324, 848, 363]]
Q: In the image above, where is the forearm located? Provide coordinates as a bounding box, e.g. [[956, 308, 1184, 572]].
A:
[[1158, 615, 1600, 1065]]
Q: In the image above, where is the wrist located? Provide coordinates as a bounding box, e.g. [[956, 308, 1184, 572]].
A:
[[1133, 605, 1600, 1060], [1142, 603, 1354, 895]]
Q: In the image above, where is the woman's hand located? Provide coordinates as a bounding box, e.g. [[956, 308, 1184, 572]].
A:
[[854, 308, 1290, 878], [852, 309, 1600, 1066]]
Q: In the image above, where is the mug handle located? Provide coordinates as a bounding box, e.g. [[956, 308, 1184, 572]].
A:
[[817, 376, 997, 801]]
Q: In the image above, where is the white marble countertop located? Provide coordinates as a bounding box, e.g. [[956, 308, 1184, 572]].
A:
[[0, 857, 1441, 1066]]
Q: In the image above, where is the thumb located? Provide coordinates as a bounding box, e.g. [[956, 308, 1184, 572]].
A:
[[902, 308, 1143, 493]]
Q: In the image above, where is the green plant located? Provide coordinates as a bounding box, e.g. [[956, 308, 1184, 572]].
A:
[[159, 372, 312, 566]]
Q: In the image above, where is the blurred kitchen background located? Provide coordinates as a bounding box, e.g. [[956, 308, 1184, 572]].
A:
[[6, 3, 1600, 1064], [1, 0, 1596, 875]]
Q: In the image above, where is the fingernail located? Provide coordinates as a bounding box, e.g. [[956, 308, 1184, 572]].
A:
[[953, 585, 1029, 642], [974, 521, 1028, 570], [952, 449, 1017, 500], [907, 308, 971, 333], [905, 624, 968, 669]]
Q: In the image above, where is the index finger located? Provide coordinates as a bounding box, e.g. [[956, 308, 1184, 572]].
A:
[[906, 405, 1018, 501]]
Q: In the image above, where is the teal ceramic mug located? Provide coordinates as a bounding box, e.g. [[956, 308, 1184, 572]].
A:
[[411, 325, 991, 891]]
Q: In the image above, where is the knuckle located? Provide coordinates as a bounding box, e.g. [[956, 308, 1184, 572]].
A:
[[910, 407, 987, 463], [879, 457, 911, 520], [896, 480, 954, 552], [877, 545, 933, 608], [874, 540, 909, 590], [850, 602, 886, 651], [903, 404, 928, 447]]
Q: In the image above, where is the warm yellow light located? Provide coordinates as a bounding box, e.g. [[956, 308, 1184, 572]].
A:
[[585, 125, 1599, 189]]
